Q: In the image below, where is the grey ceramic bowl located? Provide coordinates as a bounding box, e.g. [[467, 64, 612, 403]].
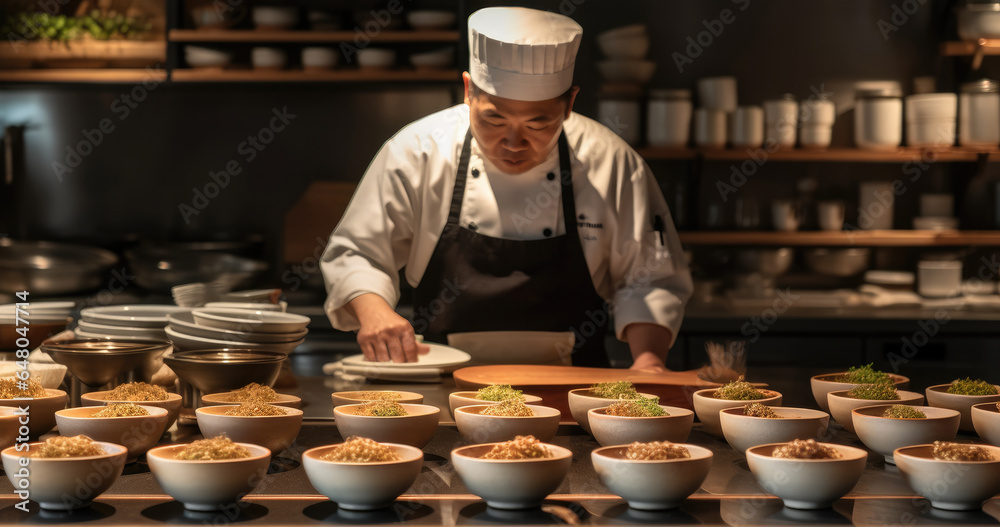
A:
[[567, 388, 658, 434], [0, 388, 68, 438], [448, 390, 543, 416], [147, 442, 270, 512], [810, 372, 909, 412], [853, 405, 960, 464], [80, 390, 183, 430], [925, 384, 1000, 432], [333, 403, 440, 449], [827, 389, 924, 434], [746, 442, 868, 509], [303, 442, 423, 510], [588, 405, 694, 446], [971, 402, 1000, 446], [331, 390, 424, 409], [195, 404, 304, 455], [2, 441, 127, 510], [592, 443, 712, 510], [692, 388, 782, 436], [894, 443, 1000, 511], [55, 404, 170, 462], [451, 441, 572, 509], [455, 404, 560, 443], [719, 406, 830, 454]]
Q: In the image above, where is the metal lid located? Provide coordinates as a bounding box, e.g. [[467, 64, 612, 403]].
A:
[[856, 87, 902, 99], [649, 89, 691, 100], [961, 78, 999, 93]]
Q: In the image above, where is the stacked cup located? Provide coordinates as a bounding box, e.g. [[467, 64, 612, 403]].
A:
[[763, 94, 798, 149], [905, 93, 957, 147], [695, 76, 737, 148], [596, 24, 653, 145], [800, 97, 836, 149]]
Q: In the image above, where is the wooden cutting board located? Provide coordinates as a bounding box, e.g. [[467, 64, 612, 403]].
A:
[[453, 365, 725, 418]]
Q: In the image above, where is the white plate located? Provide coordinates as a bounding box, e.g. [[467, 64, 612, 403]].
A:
[[164, 326, 302, 355], [81, 305, 189, 328], [204, 302, 282, 312], [74, 330, 170, 342], [340, 342, 471, 373], [191, 308, 309, 333], [167, 311, 307, 343], [447, 331, 573, 366], [76, 320, 167, 339], [0, 301, 75, 316]]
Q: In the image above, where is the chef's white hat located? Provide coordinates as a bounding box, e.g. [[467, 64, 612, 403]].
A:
[[468, 7, 582, 102]]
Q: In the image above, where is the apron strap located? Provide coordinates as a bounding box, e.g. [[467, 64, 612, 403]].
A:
[[447, 129, 474, 226], [556, 131, 578, 237]]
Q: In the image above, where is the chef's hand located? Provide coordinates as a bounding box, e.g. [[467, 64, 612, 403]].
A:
[[345, 293, 430, 363], [624, 323, 672, 373]]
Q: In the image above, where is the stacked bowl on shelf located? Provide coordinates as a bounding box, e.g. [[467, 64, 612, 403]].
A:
[[166, 307, 309, 355], [76, 305, 188, 341], [595, 24, 654, 145]]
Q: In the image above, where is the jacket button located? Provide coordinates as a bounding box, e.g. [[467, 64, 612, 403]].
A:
[[546, 172, 555, 181], [468, 222, 478, 231], [471, 169, 480, 178], [543, 228, 553, 237]]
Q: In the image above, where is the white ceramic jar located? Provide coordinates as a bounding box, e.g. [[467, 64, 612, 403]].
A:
[[764, 95, 798, 148], [799, 97, 836, 149], [646, 89, 692, 147], [697, 76, 738, 112], [855, 89, 903, 150], [918, 260, 963, 298], [694, 108, 727, 148], [906, 93, 957, 147], [729, 105, 764, 148], [598, 92, 641, 145], [959, 79, 1000, 148]]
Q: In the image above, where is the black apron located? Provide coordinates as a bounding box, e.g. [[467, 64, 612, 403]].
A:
[[412, 129, 611, 367]]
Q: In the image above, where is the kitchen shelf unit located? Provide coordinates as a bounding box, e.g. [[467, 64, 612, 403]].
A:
[[168, 29, 460, 43], [678, 230, 1000, 247], [171, 68, 459, 83], [0, 68, 168, 83], [940, 39, 1000, 56], [638, 146, 998, 162]]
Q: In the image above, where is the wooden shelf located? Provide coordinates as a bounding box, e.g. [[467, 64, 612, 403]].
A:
[[169, 29, 460, 43], [678, 230, 1000, 247], [636, 146, 996, 163], [170, 68, 459, 83], [0, 68, 167, 83], [940, 39, 1000, 56]]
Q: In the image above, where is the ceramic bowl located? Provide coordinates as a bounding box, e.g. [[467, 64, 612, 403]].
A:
[[0, 362, 67, 389], [80, 390, 183, 429], [252, 6, 298, 29], [596, 60, 656, 84], [202, 391, 301, 409], [451, 442, 572, 509], [810, 372, 909, 412], [334, 403, 439, 449], [448, 391, 543, 416], [925, 383, 1000, 432], [190, 308, 309, 334], [302, 47, 338, 70], [357, 48, 396, 69], [409, 47, 454, 69], [184, 46, 232, 69], [971, 402, 1000, 446], [0, 407, 17, 449], [827, 389, 924, 434], [454, 404, 560, 443], [2, 441, 126, 510], [147, 442, 270, 512], [0, 388, 68, 438], [406, 10, 456, 30], [332, 390, 424, 409], [303, 442, 423, 510], [746, 442, 868, 509], [596, 32, 650, 59], [251, 47, 287, 70], [588, 405, 694, 446], [853, 405, 960, 464], [719, 406, 830, 454], [591, 443, 712, 510], [692, 388, 783, 437], [567, 388, 658, 434], [894, 443, 1000, 511], [195, 405, 304, 455], [55, 405, 169, 462]]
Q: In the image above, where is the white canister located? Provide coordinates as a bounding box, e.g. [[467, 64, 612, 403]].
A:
[[858, 181, 895, 230], [917, 260, 962, 298], [816, 200, 845, 231], [800, 98, 836, 149], [959, 79, 1000, 148], [855, 89, 903, 150], [598, 96, 641, 145], [646, 89, 692, 147], [764, 95, 798, 148], [694, 108, 727, 148], [697, 76, 738, 112], [729, 105, 764, 148]]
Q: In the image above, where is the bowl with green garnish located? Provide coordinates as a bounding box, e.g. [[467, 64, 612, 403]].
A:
[[719, 404, 830, 454], [568, 381, 657, 434], [852, 405, 960, 464], [449, 384, 543, 416], [811, 364, 909, 412], [588, 397, 694, 446], [926, 379, 1000, 432], [971, 402, 1000, 446], [334, 402, 440, 448], [455, 400, 561, 443], [692, 378, 781, 436], [827, 385, 923, 433]]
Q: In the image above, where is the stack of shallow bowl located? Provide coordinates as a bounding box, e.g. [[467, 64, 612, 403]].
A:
[[76, 305, 188, 341], [166, 307, 308, 355]]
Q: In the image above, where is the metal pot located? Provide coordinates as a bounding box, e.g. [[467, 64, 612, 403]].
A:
[[735, 248, 794, 277], [803, 248, 871, 277], [125, 247, 268, 292], [0, 239, 117, 295]]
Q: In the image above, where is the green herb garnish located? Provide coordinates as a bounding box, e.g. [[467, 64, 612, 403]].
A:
[[744, 402, 779, 418], [835, 363, 892, 385], [846, 383, 899, 400], [589, 381, 640, 400], [713, 377, 768, 400], [475, 384, 524, 402], [947, 378, 998, 396], [605, 397, 667, 417], [881, 405, 925, 419]]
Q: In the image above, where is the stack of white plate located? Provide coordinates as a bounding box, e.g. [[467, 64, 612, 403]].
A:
[[76, 305, 188, 341], [166, 308, 309, 355], [0, 301, 75, 320]]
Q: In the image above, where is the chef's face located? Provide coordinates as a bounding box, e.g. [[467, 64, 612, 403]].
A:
[[464, 72, 578, 174]]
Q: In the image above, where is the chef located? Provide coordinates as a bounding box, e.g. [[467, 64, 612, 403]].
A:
[[321, 6, 692, 372]]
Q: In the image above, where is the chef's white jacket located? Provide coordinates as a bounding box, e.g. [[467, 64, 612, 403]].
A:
[[322, 104, 692, 346]]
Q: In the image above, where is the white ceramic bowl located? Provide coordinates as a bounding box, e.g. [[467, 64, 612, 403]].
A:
[[567, 387, 658, 434], [746, 442, 868, 509], [409, 47, 454, 69], [894, 443, 1000, 511], [80, 390, 183, 429], [455, 404, 560, 443], [0, 362, 66, 389], [406, 10, 456, 30], [972, 402, 1000, 446], [2, 441, 127, 510], [448, 390, 543, 416], [719, 406, 830, 454], [190, 308, 310, 334], [202, 391, 301, 409], [332, 390, 424, 408], [596, 60, 656, 84], [589, 406, 694, 446], [81, 305, 187, 328], [77, 320, 168, 338], [165, 326, 303, 355], [334, 403, 439, 449], [810, 372, 910, 412], [302, 47, 338, 70], [184, 46, 233, 68], [196, 404, 304, 455], [147, 442, 270, 512], [592, 443, 712, 510], [252, 6, 298, 29], [451, 441, 572, 509], [303, 442, 423, 510], [251, 47, 287, 70], [597, 33, 650, 59], [357, 48, 396, 69], [0, 388, 68, 438], [692, 388, 782, 437], [926, 383, 1000, 432], [168, 311, 307, 343], [827, 389, 924, 434], [853, 405, 960, 464], [204, 302, 282, 312], [55, 405, 169, 462]]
